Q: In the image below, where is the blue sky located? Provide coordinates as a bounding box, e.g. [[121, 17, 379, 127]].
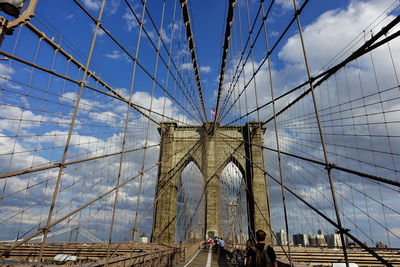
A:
[[8, 0, 353, 114], [0, 0, 399, 250]]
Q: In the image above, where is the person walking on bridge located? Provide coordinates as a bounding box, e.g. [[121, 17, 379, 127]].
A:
[[247, 230, 277, 267], [219, 237, 225, 254]]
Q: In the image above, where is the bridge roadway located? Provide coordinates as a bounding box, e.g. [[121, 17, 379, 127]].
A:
[[174, 248, 232, 267]]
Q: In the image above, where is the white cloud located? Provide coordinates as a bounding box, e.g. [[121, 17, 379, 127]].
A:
[[275, 0, 293, 10], [64, 14, 75, 20], [0, 105, 45, 133], [59, 92, 100, 113], [178, 46, 191, 57], [168, 21, 181, 34], [64, 14, 74, 20], [181, 62, 193, 71], [130, 91, 194, 124], [0, 133, 49, 171], [222, 0, 400, 122], [104, 50, 131, 63], [200, 66, 211, 73], [90, 24, 105, 37], [34, 130, 102, 152], [89, 111, 119, 125], [82, 0, 101, 10], [122, 9, 139, 32], [0, 63, 15, 85], [104, 50, 122, 60], [159, 27, 171, 44], [278, 0, 398, 74], [141, 30, 156, 43], [106, 0, 120, 15], [6, 83, 21, 90]]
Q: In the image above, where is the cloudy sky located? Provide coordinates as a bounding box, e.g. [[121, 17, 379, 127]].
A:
[[0, 0, 399, 254]]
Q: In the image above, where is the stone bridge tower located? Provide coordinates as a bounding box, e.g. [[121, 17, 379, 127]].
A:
[[151, 122, 271, 243]]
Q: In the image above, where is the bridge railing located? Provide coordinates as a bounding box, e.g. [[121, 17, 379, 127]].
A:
[[87, 246, 185, 267], [0, 242, 190, 266]]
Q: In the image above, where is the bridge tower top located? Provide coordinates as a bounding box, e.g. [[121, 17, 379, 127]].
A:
[[152, 121, 271, 243]]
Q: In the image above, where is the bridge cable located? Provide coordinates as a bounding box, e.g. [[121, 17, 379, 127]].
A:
[[216, 131, 392, 266], [224, 15, 400, 126], [213, 0, 236, 125], [104, 1, 148, 265], [72, 0, 203, 125], [219, 0, 311, 123], [260, 0, 292, 263], [179, 0, 208, 122], [124, 0, 204, 123]]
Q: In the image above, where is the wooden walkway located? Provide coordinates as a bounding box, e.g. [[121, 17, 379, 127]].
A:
[[174, 248, 231, 267]]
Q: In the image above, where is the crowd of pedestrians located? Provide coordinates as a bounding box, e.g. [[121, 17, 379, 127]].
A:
[[203, 229, 277, 266], [207, 236, 225, 254]]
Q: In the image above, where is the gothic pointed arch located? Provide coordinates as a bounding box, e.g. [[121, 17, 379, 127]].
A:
[[152, 122, 271, 243]]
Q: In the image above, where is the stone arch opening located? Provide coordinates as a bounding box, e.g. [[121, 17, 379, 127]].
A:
[[152, 122, 271, 243], [219, 160, 249, 243], [175, 161, 205, 243]]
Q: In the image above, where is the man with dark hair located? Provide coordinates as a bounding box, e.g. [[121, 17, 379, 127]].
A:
[[248, 230, 277, 267]]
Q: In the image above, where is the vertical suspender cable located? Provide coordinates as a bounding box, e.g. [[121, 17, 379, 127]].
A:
[[105, 0, 147, 265], [291, 0, 349, 265], [261, 1, 293, 265], [37, 0, 107, 263], [132, 0, 166, 243]]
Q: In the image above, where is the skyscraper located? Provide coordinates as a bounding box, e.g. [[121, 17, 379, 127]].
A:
[[276, 229, 288, 245]]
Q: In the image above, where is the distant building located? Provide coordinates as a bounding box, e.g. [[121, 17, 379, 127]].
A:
[[237, 232, 247, 245], [139, 233, 148, 244], [276, 229, 288, 245], [293, 233, 309, 246], [309, 234, 317, 246], [189, 231, 200, 240], [376, 242, 388, 249], [325, 234, 342, 247], [309, 233, 327, 247]]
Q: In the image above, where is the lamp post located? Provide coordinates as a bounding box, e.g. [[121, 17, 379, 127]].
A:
[[228, 201, 237, 248]]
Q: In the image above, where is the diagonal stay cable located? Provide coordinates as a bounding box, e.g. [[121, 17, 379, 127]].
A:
[[22, 23, 164, 126], [218, 131, 400, 188], [225, 16, 400, 126], [0, 49, 189, 127], [124, 0, 204, 123], [219, 2, 265, 121], [219, 2, 267, 118], [71, 0, 202, 124], [260, 16, 400, 127], [215, 131, 392, 266], [135, 0, 204, 120], [0, 163, 159, 258], [219, 0, 310, 122], [214, 131, 292, 260]]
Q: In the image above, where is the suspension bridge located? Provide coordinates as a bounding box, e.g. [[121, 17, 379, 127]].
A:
[[0, 0, 399, 266]]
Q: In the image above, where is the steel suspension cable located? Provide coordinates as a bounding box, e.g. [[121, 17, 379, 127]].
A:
[[223, 13, 400, 127], [104, 1, 147, 265], [131, 0, 166, 244], [213, 0, 236, 125], [217, 131, 392, 266], [260, 1, 292, 264], [180, 0, 208, 122], [71, 0, 202, 125], [124, 0, 204, 123], [220, 0, 310, 123], [36, 0, 107, 263]]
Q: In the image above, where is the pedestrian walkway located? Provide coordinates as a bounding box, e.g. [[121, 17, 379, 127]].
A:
[[174, 248, 231, 267]]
